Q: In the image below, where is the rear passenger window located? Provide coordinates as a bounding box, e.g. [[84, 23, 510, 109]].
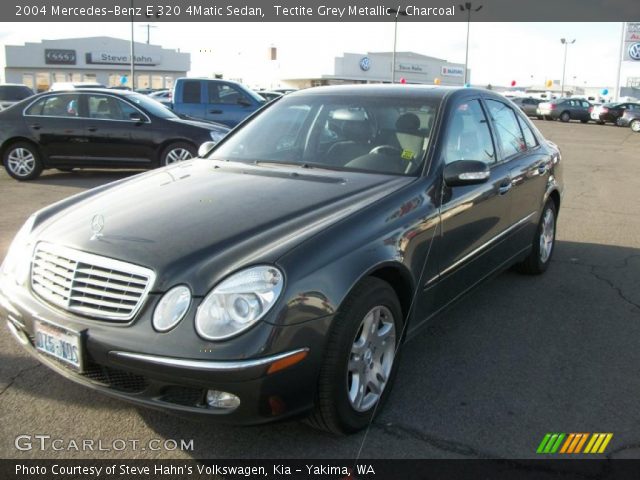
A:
[[25, 94, 80, 117], [182, 81, 201, 103], [444, 99, 496, 166], [486, 99, 526, 158], [517, 116, 538, 149]]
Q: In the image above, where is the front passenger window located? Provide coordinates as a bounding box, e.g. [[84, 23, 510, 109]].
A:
[[444, 100, 496, 166]]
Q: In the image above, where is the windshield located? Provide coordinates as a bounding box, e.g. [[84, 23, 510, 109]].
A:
[[210, 94, 440, 176], [126, 93, 178, 119]]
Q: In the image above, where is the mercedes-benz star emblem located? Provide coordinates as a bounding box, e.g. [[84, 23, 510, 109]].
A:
[[90, 214, 105, 239]]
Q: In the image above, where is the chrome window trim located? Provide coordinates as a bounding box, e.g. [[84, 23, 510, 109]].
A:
[[22, 92, 152, 124], [30, 242, 156, 322], [110, 348, 310, 372]]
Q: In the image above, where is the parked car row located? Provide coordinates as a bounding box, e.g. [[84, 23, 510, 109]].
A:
[[512, 95, 640, 133]]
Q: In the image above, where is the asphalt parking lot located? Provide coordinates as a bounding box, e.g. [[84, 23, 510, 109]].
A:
[[0, 120, 639, 460]]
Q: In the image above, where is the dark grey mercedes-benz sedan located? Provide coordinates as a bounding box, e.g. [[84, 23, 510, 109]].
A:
[[0, 85, 563, 434]]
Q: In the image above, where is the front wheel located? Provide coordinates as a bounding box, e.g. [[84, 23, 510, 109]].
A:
[[560, 112, 571, 123], [160, 142, 196, 166], [307, 277, 402, 434], [515, 201, 557, 275], [631, 120, 640, 133], [3, 142, 43, 180]]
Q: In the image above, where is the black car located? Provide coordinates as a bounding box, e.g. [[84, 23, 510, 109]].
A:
[[0, 83, 34, 110], [0, 85, 563, 434], [510, 97, 544, 119], [0, 89, 229, 180], [537, 98, 592, 122], [617, 109, 640, 132], [590, 102, 640, 125]]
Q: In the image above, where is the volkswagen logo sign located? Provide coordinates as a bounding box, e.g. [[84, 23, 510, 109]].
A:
[[359, 56, 371, 71], [629, 43, 640, 61], [90, 214, 105, 240]]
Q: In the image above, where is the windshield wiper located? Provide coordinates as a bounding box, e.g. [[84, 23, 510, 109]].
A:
[[253, 160, 338, 172]]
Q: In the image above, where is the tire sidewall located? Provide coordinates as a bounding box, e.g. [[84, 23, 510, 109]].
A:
[[160, 142, 196, 167], [329, 280, 403, 433], [560, 112, 570, 122], [3, 142, 43, 181]]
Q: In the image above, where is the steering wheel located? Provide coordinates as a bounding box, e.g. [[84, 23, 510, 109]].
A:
[[369, 145, 402, 156]]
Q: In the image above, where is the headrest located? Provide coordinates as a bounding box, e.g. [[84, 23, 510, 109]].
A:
[[396, 113, 420, 133]]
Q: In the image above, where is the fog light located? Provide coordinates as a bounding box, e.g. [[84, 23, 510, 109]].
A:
[[205, 390, 240, 410]]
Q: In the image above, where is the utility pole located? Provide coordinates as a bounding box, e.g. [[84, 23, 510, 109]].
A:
[[560, 38, 576, 97], [614, 23, 625, 101], [459, 2, 483, 85], [139, 24, 157, 44]]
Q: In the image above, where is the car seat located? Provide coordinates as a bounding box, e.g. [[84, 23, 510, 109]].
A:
[[325, 120, 372, 166]]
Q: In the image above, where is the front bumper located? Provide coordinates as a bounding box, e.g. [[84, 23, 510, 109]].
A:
[[1, 281, 333, 425]]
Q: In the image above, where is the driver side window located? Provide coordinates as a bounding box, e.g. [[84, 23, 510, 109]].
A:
[[444, 100, 496, 166]]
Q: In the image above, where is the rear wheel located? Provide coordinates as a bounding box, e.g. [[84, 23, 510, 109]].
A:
[[160, 142, 196, 166], [515, 200, 557, 275], [307, 277, 402, 434], [560, 112, 571, 123], [3, 142, 43, 181], [631, 120, 640, 133]]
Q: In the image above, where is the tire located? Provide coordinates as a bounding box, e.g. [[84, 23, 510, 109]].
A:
[[631, 120, 640, 133], [536, 116, 543, 120], [597, 120, 605, 125], [159, 142, 196, 166], [515, 200, 557, 275], [559, 112, 571, 123], [3, 141, 43, 181], [580, 119, 589, 124], [306, 277, 403, 434]]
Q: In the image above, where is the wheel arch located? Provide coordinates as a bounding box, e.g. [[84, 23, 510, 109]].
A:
[[0, 137, 43, 166]]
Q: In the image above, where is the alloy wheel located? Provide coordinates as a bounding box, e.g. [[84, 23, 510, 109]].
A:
[[7, 147, 36, 177], [164, 148, 193, 165], [631, 120, 640, 133], [347, 305, 396, 412], [539, 207, 555, 263]]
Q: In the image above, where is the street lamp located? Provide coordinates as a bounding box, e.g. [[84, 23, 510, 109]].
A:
[[459, 2, 483, 85], [387, 8, 408, 83], [560, 38, 576, 97]]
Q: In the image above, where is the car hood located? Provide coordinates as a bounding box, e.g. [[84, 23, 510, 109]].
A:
[[34, 160, 412, 293], [167, 116, 230, 133]]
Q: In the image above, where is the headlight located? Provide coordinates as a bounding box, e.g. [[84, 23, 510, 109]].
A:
[[153, 285, 191, 332], [209, 130, 226, 143], [1, 214, 36, 285], [195, 266, 284, 341]]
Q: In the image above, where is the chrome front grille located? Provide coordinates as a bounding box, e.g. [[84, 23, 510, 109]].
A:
[[30, 243, 154, 321]]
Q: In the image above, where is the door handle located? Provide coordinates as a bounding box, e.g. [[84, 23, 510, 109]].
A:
[[498, 181, 513, 195], [209, 109, 223, 114], [88, 126, 98, 132], [30, 124, 41, 130]]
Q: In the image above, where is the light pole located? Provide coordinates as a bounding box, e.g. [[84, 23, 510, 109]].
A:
[[388, 8, 407, 83], [560, 38, 576, 97], [459, 2, 483, 85], [130, 0, 135, 90], [139, 23, 157, 44]]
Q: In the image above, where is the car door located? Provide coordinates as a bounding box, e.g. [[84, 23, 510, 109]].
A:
[[428, 97, 513, 311], [486, 98, 551, 254], [23, 93, 85, 163], [81, 93, 155, 166], [205, 82, 256, 127], [580, 100, 591, 121]]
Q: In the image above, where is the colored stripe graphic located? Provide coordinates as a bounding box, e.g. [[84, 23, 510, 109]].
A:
[[537, 433, 613, 454]]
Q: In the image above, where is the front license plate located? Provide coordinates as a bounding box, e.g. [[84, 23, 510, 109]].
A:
[[34, 320, 84, 372]]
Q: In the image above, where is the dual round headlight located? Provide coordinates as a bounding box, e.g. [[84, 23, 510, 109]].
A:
[[152, 266, 284, 341]]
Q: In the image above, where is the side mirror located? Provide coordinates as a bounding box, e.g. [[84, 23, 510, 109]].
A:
[[198, 141, 216, 158], [129, 112, 144, 122], [444, 160, 490, 187]]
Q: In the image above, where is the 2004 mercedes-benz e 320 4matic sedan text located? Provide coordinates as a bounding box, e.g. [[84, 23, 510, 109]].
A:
[[0, 85, 563, 434]]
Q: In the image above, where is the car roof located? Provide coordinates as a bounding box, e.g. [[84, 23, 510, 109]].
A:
[[287, 84, 491, 101], [39, 88, 137, 96]]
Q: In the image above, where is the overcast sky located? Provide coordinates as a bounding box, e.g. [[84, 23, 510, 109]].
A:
[[0, 22, 637, 88]]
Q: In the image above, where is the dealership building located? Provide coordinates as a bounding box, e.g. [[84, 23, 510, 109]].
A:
[[1, 36, 190, 92], [283, 51, 468, 88]]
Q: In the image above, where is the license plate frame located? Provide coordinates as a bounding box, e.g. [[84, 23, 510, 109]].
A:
[[34, 319, 84, 372]]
